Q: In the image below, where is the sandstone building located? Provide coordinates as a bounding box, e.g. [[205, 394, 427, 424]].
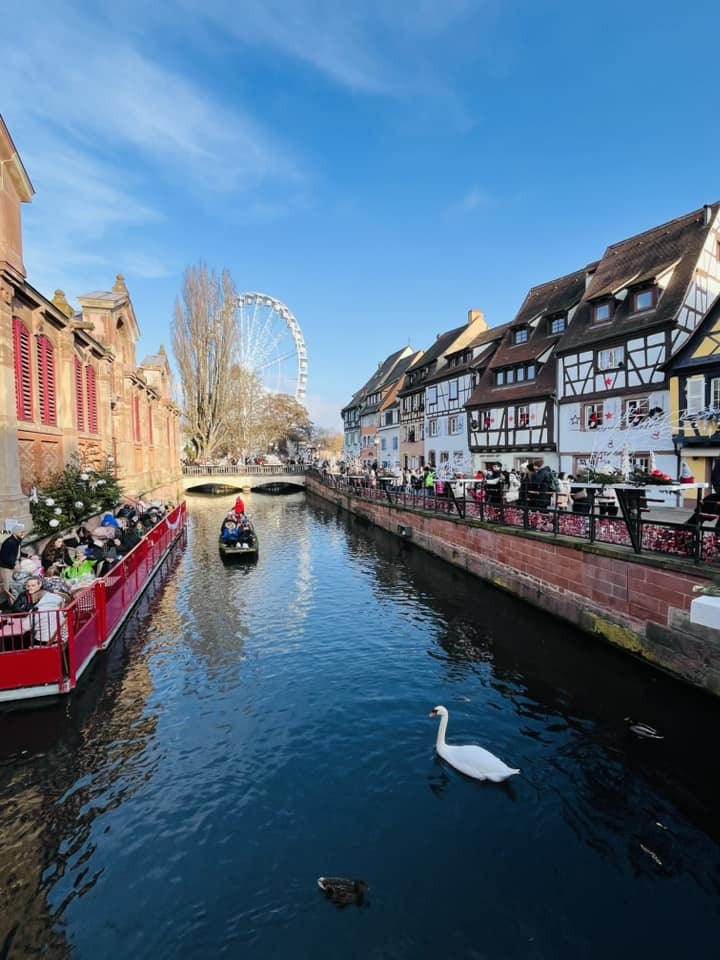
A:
[[0, 115, 181, 529]]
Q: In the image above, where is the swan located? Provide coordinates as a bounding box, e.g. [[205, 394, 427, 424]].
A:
[[317, 876, 368, 907], [429, 705, 520, 782]]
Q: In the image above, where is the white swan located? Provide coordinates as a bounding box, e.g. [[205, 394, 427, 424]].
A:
[[429, 705, 520, 782]]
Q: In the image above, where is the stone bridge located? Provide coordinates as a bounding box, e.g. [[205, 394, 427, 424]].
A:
[[181, 464, 307, 493]]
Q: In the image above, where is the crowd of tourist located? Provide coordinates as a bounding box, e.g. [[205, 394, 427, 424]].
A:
[[0, 499, 173, 620]]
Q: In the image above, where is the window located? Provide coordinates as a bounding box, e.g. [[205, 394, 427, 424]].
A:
[[427, 386, 437, 406], [381, 437, 387, 451], [516, 405, 529, 427], [85, 366, 98, 434], [449, 415, 459, 435], [623, 397, 649, 426], [512, 328, 529, 345], [549, 316, 566, 334], [494, 363, 536, 386], [392, 436, 398, 450], [712, 378, 720, 410], [686, 376, 704, 414], [593, 302, 612, 323], [13, 319, 33, 422], [74, 358, 85, 431], [632, 288, 655, 312], [133, 394, 142, 442], [448, 380, 458, 402], [36, 335, 57, 426], [428, 419, 438, 437], [384, 410, 393, 426], [631, 453, 650, 473], [583, 401, 604, 430], [440, 451, 449, 464], [597, 347, 624, 370]]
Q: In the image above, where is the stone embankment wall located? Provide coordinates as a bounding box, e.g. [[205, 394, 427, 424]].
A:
[[306, 477, 720, 697]]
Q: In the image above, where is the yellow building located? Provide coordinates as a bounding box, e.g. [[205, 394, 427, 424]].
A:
[[669, 292, 720, 493], [0, 115, 181, 529]]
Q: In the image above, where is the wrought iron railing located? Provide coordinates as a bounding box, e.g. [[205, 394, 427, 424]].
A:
[[309, 471, 717, 565]]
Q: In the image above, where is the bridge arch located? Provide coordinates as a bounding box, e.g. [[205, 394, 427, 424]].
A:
[[181, 465, 307, 494]]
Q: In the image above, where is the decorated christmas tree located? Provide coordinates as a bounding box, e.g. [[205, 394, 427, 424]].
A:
[[29, 455, 123, 537]]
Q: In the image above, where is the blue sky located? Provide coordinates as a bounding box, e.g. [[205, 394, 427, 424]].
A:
[[4, 0, 720, 429]]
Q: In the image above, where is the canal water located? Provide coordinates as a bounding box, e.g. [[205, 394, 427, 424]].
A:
[[1, 491, 719, 959]]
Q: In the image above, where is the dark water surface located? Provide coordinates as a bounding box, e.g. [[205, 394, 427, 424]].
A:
[[1, 492, 719, 959]]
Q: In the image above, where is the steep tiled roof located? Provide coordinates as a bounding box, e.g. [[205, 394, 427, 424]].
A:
[[424, 322, 510, 385], [557, 203, 719, 353], [466, 268, 588, 406], [341, 346, 415, 413]]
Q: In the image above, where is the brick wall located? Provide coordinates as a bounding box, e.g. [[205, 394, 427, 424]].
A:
[[307, 477, 720, 696]]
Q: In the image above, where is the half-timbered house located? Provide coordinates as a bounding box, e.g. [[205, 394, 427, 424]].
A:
[[668, 291, 720, 489], [466, 269, 587, 471], [556, 203, 720, 480], [341, 346, 415, 469], [423, 321, 507, 474], [398, 311, 488, 471]]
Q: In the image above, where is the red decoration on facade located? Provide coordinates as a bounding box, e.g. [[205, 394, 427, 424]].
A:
[[74, 358, 85, 431], [13, 319, 33, 422], [605, 412, 613, 419], [605, 377, 613, 387], [36, 334, 57, 427]]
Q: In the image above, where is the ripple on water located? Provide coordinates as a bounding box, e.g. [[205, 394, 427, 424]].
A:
[[0, 493, 719, 960]]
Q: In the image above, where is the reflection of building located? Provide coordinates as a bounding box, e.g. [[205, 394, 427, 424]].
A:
[[0, 115, 181, 528], [669, 293, 720, 488]]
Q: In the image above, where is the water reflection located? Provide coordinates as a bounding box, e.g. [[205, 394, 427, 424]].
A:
[[0, 494, 718, 959]]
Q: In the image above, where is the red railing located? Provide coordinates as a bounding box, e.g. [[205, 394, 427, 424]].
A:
[[0, 502, 186, 701]]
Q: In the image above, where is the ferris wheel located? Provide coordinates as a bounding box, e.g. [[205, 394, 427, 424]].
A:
[[235, 293, 308, 404]]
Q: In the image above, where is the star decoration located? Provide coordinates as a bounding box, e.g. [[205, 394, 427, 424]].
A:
[[605, 377, 613, 387], [605, 412, 613, 419], [570, 414, 580, 426]]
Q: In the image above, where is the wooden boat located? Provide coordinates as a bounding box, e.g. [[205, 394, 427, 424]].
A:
[[218, 515, 259, 562], [0, 503, 187, 705]]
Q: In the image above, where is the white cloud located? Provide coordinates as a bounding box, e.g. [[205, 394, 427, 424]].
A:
[[461, 187, 493, 211]]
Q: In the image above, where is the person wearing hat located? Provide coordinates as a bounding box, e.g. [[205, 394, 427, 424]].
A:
[[0, 524, 25, 596]]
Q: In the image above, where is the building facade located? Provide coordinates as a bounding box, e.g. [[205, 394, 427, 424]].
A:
[[0, 115, 181, 529]]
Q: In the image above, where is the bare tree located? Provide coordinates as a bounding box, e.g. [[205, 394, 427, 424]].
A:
[[172, 263, 237, 459]]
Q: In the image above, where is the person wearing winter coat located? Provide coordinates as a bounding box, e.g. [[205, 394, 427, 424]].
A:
[[9, 575, 67, 646], [0, 524, 25, 595]]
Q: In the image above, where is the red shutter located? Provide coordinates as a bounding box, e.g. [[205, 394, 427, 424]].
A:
[[13, 319, 33, 421], [148, 405, 154, 445], [74, 358, 85, 431], [36, 336, 57, 426], [86, 366, 98, 433], [133, 395, 141, 442]]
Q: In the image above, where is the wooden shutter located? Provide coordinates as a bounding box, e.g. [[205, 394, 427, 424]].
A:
[[13, 319, 33, 421], [133, 395, 141, 442], [686, 376, 705, 414], [86, 366, 98, 433], [74, 358, 85, 431], [36, 335, 57, 426]]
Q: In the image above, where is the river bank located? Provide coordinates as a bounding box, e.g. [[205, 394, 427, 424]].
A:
[[306, 474, 720, 696]]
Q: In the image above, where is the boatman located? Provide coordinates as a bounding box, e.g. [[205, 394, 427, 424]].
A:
[[233, 495, 245, 518]]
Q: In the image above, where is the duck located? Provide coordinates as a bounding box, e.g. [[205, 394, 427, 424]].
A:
[[429, 705, 520, 782], [317, 876, 368, 907], [625, 718, 663, 739]]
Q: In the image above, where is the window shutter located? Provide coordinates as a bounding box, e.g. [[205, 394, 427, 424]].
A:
[[13, 319, 33, 421], [133, 395, 141, 442], [74, 358, 85, 431], [86, 366, 98, 433], [148, 405, 154, 445], [36, 336, 57, 426]]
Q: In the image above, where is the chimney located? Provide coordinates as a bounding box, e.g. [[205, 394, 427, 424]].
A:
[[704, 204, 713, 227], [468, 309, 485, 326]]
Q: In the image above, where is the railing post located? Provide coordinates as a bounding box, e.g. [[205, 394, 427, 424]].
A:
[[95, 578, 108, 649]]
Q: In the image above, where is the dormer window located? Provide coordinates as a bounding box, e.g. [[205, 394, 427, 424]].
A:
[[549, 315, 566, 335], [593, 302, 612, 323], [632, 288, 656, 313], [512, 328, 529, 345]]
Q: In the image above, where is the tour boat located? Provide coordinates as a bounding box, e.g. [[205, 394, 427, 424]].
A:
[[0, 502, 187, 706], [218, 516, 259, 562]]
